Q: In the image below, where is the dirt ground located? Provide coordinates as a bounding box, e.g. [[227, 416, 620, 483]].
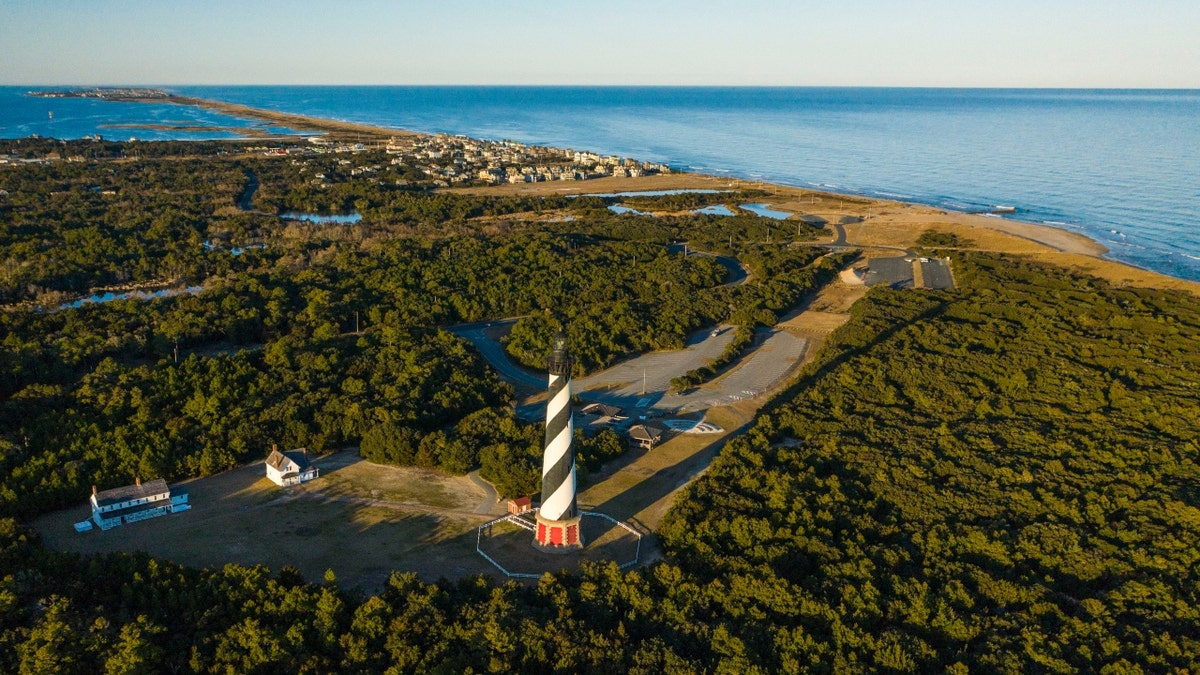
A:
[[35, 453, 500, 592]]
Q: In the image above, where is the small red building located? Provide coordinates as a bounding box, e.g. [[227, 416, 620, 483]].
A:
[[508, 496, 532, 515]]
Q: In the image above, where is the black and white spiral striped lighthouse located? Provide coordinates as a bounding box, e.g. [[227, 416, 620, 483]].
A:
[[534, 332, 583, 550]]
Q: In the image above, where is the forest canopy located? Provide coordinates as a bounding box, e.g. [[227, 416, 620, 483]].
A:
[[2, 138, 1198, 672]]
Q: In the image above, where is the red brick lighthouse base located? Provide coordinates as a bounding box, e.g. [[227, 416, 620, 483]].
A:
[[534, 333, 583, 553], [534, 513, 584, 551]]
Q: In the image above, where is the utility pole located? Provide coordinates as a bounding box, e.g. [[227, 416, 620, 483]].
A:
[[355, 311, 360, 334], [642, 368, 647, 395]]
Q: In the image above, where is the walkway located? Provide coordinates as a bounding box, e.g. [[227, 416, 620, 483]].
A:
[[467, 470, 503, 515]]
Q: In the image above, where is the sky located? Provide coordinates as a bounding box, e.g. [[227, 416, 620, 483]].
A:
[[2, 0, 1199, 88]]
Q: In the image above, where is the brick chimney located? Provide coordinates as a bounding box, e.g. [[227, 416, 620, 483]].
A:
[[135, 476, 140, 487]]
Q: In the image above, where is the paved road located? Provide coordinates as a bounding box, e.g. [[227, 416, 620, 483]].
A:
[[829, 222, 848, 246], [822, 222, 914, 256], [672, 328, 809, 413], [448, 245, 810, 417], [455, 315, 818, 417], [667, 244, 749, 286], [447, 319, 546, 389], [237, 169, 259, 211], [497, 326, 810, 416], [709, 252, 749, 285]]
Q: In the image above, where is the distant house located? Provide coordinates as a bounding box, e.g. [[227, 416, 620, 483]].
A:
[[508, 496, 532, 515], [628, 422, 668, 450], [265, 446, 319, 487], [90, 477, 189, 531]]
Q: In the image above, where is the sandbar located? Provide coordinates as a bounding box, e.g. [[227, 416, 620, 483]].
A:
[[162, 94, 414, 140]]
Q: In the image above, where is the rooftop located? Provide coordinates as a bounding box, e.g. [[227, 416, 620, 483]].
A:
[[93, 478, 170, 507]]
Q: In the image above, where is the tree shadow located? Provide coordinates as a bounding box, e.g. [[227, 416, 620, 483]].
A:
[[309, 448, 361, 478]]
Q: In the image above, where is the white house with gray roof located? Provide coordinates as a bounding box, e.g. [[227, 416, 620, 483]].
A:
[[265, 446, 319, 487], [89, 477, 189, 531]]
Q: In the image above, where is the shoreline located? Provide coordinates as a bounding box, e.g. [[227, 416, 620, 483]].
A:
[[448, 174, 1199, 294], [446, 174, 1106, 252], [144, 95, 1117, 258], [28, 91, 1200, 293], [164, 94, 415, 140]]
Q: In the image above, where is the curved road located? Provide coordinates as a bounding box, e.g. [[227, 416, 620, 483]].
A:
[[455, 319, 812, 418], [449, 243, 750, 391], [667, 243, 749, 286], [237, 169, 259, 211], [447, 320, 546, 389]]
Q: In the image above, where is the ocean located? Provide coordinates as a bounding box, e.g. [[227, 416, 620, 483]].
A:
[[3, 86, 1198, 282]]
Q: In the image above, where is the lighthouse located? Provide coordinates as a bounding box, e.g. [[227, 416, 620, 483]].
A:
[[534, 332, 583, 550]]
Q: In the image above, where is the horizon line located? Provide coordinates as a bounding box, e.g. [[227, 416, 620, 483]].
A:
[[7, 83, 1200, 91]]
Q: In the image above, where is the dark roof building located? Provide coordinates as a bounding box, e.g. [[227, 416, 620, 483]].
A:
[[92, 477, 171, 509], [581, 402, 623, 418], [628, 421, 668, 449]]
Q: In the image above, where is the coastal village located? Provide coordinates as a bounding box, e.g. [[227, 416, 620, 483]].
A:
[[242, 133, 670, 188], [13, 87, 673, 189], [2, 132, 671, 191]]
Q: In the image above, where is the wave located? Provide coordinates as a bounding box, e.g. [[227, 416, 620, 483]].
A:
[[1104, 239, 1147, 250]]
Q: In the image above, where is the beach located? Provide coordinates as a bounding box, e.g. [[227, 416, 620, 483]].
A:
[[95, 93, 1200, 296], [447, 173, 1200, 295]]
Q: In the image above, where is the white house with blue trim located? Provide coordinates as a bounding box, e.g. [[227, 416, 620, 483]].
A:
[[265, 446, 318, 487], [89, 477, 189, 531]]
